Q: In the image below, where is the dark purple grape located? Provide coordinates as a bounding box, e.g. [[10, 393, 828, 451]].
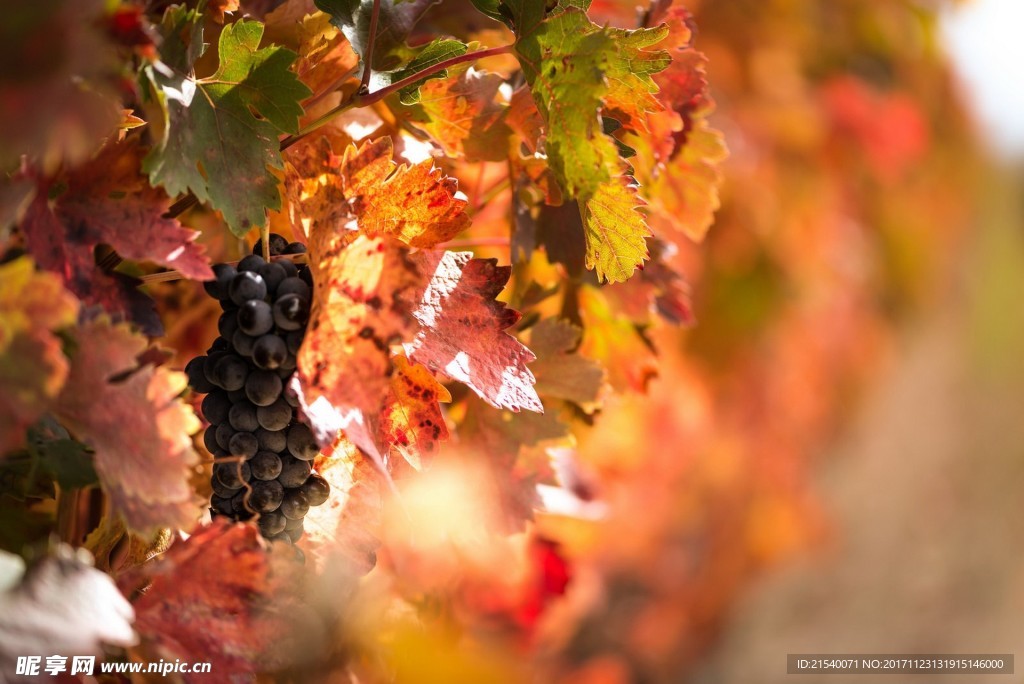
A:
[[258, 511, 287, 536], [301, 472, 330, 506], [185, 356, 216, 393], [246, 479, 284, 513], [279, 354, 297, 371], [217, 310, 239, 341], [204, 263, 237, 300], [285, 242, 307, 255], [201, 391, 231, 424], [203, 350, 228, 384], [283, 385, 300, 408], [232, 329, 257, 357], [285, 525, 304, 543], [208, 337, 230, 353], [250, 451, 283, 480], [227, 388, 248, 403], [257, 398, 292, 431], [284, 515, 305, 531], [227, 432, 259, 460], [257, 262, 287, 294], [215, 423, 236, 450], [228, 271, 267, 305], [211, 354, 248, 391], [276, 277, 310, 300], [298, 266, 312, 287], [285, 330, 304, 355], [211, 495, 233, 516], [202, 426, 219, 453], [231, 490, 255, 519], [228, 400, 259, 432], [287, 423, 319, 461], [214, 460, 250, 489], [278, 455, 311, 488], [276, 258, 298, 278], [245, 370, 282, 406], [276, 365, 295, 379], [280, 489, 309, 520], [237, 254, 266, 273], [253, 234, 289, 257], [272, 294, 309, 331], [237, 299, 274, 336], [255, 427, 287, 453], [211, 473, 240, 497], [253, 334, 287, 369]]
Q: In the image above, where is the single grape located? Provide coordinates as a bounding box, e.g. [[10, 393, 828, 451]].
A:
[[285, 525, 304, 543], [237, 254, 266, 273], [279, 354, 297, 371], [237, 299, 274, 337], [227, 432, 259, 460], [214, 460, 250, 489], [287, 423, 319, 461], [253, 233, 289, 257], [228, 400, 260, 432], [258, 511, 287, 536], [257, 261, 287, 294], [276, 365, 294, 379], [211, 474, 240, 497], [231, 490, 255, 519], [285, 242, 307, 255], [210, 495, 234, 516], [298, 266, 313, 287], [277, 259, 298, 278], [276, 277, 311, 300], [285, 330, 304, 355], [204, 263, 237, 300], [283, 385, 300, 408], [202, 426, 219, 453], [257, 398, 292, 431], [203, 350, 228, 385], [272, 294, 309, 331], [246, 479, 284, 513], [255, 427, 287, 453], [211, 354, 248, 391], [228, 271, 267, 305], [232, 329, 257, 357], [217, 310, 239, 342], [278, 455, 312, 488], [301, 472, 331, 506], [253, 334, 287, 369], [215, 423, 236, 450], [245, 369, 283, 406], [208, 337, 230, 353], [185, 356, 216, 393], [280, 489, 310, 520], [250, 451, 283, 480], [201, 391, 232, 425]]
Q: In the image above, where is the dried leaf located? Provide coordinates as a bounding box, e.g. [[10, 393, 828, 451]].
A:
[[54, 319, 202, 535], [379, 355, 450, 470], [527, 318, 605, 411]]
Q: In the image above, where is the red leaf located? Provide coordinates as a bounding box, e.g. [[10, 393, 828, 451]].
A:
[[21, 140, 212, 331], [131, 520, 300, 681], [378, 355, 451, 470], [407, 252, 543, 413], [54, 319, 202, 534]]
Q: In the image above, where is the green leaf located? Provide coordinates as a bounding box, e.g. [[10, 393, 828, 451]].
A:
[[503, 0, 669, 282], [142, 15, 311, 236], [390, 38, 469, 104], [315, 0, 441, 73]]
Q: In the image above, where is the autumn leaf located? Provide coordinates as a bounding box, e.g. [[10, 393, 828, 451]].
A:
[[504, 0, 670, 281], [407, 251, 542, 413], [262, 6, 359, 99], [0, 0, 122, 173], [577, 285, 658, 393], [0, 545, 135, 676], [0, 258, 78, 457], [387, 38, 469, 104], [142, 11, 312, 235], [395, 65, 511, 161], [339, 137, 470, 247], [526, 318, 605, 411], [53, 319, 202, 535], [315, 0, 441, 74], [131, 520, 300, 679], [379, 355, 451, 470], [294, 234, 426, 454]]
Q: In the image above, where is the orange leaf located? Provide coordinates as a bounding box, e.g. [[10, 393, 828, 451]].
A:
[[0, 257, 78, 455], [379, 355, 451, 470], [54, 319, 202, 534]]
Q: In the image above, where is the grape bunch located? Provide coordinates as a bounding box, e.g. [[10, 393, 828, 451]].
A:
[[185, 234, 329, 546]]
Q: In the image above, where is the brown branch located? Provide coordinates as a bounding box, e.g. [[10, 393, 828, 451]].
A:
[[360, 0, 383, 93]]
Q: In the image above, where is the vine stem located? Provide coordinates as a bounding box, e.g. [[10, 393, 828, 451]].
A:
[[361, 0, 383, 93]]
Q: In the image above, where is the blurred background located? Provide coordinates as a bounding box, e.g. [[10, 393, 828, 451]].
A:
[[539, 0, 1024, 681]]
